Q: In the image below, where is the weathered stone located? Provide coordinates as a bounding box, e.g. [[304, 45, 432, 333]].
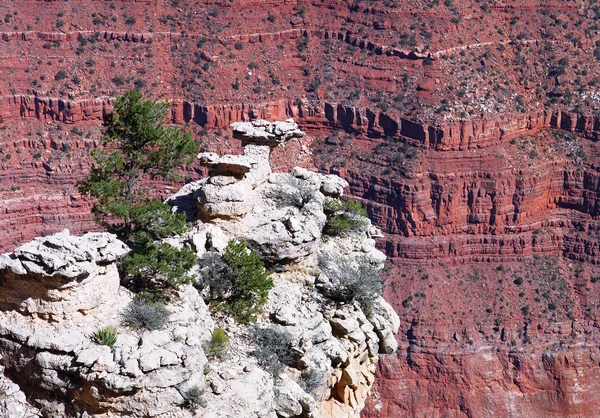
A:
[[0, 361, 41, 417], [0, 230, 128, 320], [273, 306, 298, 326], [231, 119, 305, 146], [121, 359, 144, 378], [76, 345, 112, 367], [319, 175, 349, 198], [0, 119, 400, 418], [138, 350, 163, 372], [207, 226, 229, 252], [198, 152, 257, 175], [35, 352, 73, 370], [140, 330, 171, 348], [330, 316, 360, 336]]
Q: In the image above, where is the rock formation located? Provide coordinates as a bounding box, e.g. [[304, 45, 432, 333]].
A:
[[192, 119, 305, 221], [0, 359, 40, 418], [1, 1, 600, 416], [0, 230, 128, 320], [0, 121, 399, 417]]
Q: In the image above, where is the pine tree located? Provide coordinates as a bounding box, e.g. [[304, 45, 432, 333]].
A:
[[79, 90, 200, 292]]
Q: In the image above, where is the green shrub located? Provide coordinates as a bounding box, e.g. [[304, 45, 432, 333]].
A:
[[317, 254, 383, 307], [184, 386, 207, 409], [248, 325, 294, 376], [121, 298, 171, 330], [120, 236, 197, 291], [341, 199, 368, 217], [110, 201, 196, 291], [125, 200, 190, 241], [323, 197, 369, 236], [94, 326, 118, 347], [78, 91, 199, 295], [197, 251, 234, 300], [203, 328, 230, 358], [198, 240, 272, 323], [54, 70, 68, 81], [296, 36, 309, 52]]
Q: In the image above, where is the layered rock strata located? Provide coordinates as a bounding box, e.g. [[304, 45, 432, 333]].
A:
[[7, 92, 600, 154]]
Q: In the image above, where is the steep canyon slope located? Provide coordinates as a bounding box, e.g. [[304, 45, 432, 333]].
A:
[[2, 0, 600, 417]]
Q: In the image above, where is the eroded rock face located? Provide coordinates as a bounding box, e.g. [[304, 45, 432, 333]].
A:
[[185, 224, 397, 418], [181, 122, 352, 264], [364, 343, 600, 418], [194, 119, 304, 222], [231, 119, 305, 146], [0, 357, 40, 418], [0, 230, 219, 417], [0, 230, 128, 320], [173, 122, 398, 417], [0, 121, 399, 418], [0, 282, 215, 417]]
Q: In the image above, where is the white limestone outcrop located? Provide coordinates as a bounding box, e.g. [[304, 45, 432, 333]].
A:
[[0, 230, 128, 321], [0, 120, 399, 418]]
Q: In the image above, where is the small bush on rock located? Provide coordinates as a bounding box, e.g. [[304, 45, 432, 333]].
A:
[[94, 326, 118, 348], [299, 367, 326, 393], [197, 251, 235, 300], [121, 297, 171, 330], [323, 197, 369, 236], [203, 328, 230, 358], [268, 175, 317, 209], [184, 386, 207, 410], [318, 253, 383, 308], [198, 240, 272, 324], [120, 233, 197, 292], [248, 325, 295, 376]]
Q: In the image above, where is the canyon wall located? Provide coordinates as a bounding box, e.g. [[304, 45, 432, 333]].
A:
[[5, 96, 600, 417], [4, 93, 600, 150], [0, 0, 599, 416]]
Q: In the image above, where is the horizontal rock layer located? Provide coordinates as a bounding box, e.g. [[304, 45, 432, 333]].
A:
[[5, 93, 600, 152]]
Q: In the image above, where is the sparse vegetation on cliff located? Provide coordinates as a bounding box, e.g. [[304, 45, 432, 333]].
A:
[[203, 328, 230, 358], [198, 240, 273, 324], [318, 253, 383, 308], [323, 197, 369, 236], [268, 175, 318, 209], [94, 326, 118, 348], [122, 296, 171, 331], [248, 325, 295, 376]]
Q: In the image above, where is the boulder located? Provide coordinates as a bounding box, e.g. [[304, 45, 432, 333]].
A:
[[231, 119, 305, 146], [198, 152, 257, 176], [0, 230, 128, 320]]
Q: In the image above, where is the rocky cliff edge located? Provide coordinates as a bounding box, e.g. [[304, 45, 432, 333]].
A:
[[0, 119, 399, 418]]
